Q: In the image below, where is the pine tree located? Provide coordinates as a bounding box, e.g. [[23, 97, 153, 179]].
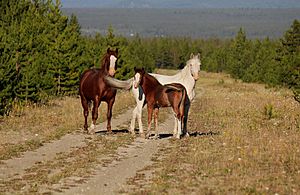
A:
[[278, 20, 300, 102], [229, 28, 253, 80], [116, 34, 155, 79], [0, 0, 87, 114]]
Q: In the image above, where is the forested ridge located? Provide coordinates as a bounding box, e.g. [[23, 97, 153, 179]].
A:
[[0, 0, 299, 115]]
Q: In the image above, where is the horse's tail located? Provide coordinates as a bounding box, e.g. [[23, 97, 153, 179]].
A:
[[104, 76, 133, 90]]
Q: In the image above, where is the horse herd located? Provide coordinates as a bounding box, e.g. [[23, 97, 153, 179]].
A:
[[79, 48, 201, 139]]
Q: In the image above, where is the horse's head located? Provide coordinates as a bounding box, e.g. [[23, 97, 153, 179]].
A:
[[188, 53, 201, 81], [103, 48, 118, 76], [133, 67, 145, 89]]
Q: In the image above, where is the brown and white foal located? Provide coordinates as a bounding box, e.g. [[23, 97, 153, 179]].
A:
[[133, 67, 188, 139]]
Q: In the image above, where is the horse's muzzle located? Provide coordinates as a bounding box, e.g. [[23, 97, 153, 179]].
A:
[[109, 68, 116, 77], [133, 82, 139, 89], [193, 74, 199, 81]]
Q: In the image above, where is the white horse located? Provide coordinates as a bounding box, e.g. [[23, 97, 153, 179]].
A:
[[105, 53, 201, 137]]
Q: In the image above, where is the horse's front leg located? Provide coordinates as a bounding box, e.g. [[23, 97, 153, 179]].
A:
[[106, 97, 115, 134], [130, 106, 138, 134], [153, 108, 159, 139], [130, 87, 145, 137], [136, 99, 144, 137], [146, 105, 153, 139]]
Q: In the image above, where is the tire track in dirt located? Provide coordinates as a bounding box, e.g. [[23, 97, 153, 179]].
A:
[[54, 114, 174, 195], [0, 105, 175, 194], [0, 133, 86, 180], [0, 108, 134, 181]]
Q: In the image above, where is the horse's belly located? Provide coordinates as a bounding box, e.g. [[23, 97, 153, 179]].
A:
[[100, 88, 117, 102], [155, 95, 171, 108]]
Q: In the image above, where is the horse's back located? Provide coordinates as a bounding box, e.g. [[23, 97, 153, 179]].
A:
[[152, 71, 194, 100], [164, 83, 186, 91]]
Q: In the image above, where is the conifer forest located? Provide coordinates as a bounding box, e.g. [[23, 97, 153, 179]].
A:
[[0, 0, 299, 115]]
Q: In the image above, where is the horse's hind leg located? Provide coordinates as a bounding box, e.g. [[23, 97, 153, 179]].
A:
[[145, 105, 153, 139], [172, 102, 182, 139], [176, 118, 182, 139], [106, 97, 115, 134], [81, 97, 89, 132], [183, 100, 190, 137], [91, 98, 100, 133], [153, 108, 159, 139], [173, 115, 178, 138]]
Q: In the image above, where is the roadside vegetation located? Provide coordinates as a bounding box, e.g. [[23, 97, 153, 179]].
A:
[[129, 72, 300, 194]]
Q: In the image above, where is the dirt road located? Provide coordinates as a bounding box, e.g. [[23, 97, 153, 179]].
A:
[[0, 106, 174, 194]]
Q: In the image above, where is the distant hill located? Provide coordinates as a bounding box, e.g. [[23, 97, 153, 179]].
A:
[[62, 8, 300, 39], [61, 0, 300, 8]]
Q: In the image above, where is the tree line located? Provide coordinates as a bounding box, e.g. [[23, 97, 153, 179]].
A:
[[0, 0, 299, 115]]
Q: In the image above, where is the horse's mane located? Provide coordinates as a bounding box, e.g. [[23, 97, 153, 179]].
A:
[[100, 53, 110, 73]]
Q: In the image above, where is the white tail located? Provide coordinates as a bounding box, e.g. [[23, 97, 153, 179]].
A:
[[104, 76, 133, 90]]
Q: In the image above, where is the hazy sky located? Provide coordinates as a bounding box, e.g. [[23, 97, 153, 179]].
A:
[[60, 0, 300, 9]]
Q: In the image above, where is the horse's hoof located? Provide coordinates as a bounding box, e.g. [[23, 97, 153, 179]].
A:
[[140, 133, 146, 138], [129, 131, 134, 134], [145, 133, 151, 139], [128, 129, 135, 135], [90, 124, 95, 130], [88, 129, 96, 134], [107, 131, 113, 135]]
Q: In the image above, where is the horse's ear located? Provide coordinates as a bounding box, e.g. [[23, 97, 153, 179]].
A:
[[107, 48, 111, 53], [197, 53, 201, 58], [134, 67, 137, 72], [115, 48, 118, 55], [190, 53, 194, 58]]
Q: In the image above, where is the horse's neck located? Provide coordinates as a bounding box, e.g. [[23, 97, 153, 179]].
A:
[[142, 74, 162, 94], [175, 64, 195, 100], [168, 64, 192, 83], [179, 64, 191, 78], [100, 55, 109, 73]]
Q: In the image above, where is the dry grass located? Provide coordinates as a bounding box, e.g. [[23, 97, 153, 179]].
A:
[[0, 90, 135, 160], [135, 72, 300, 194], [0, 89, 136, 193]]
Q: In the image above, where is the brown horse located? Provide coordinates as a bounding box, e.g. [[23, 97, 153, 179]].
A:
[[133, 67, 188, 139], [79, 48, 118, 133]]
